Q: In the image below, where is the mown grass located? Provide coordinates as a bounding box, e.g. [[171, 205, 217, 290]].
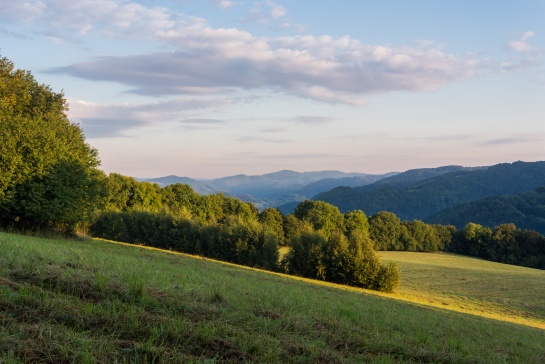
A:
[[379, 251, 545, 329], [1, 232, 544, 363]]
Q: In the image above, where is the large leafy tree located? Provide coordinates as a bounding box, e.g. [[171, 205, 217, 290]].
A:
[[369, 211, 404, 250], [294, 200, 344, 238], [344, 209, 370, 237], [0, 56, 105, 233], [259, 207, 285, 245]]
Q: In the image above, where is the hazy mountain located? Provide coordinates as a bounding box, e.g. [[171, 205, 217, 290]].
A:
[[313, 161, 545, 220], [208, 170, 377, 198], [428, 186, 545, 235], [139, 170, 396, 210], [275, 166, 474, 214], [295, 174, 398, 198], [351, 165, 484, 192], [138, 175, 220, 195]]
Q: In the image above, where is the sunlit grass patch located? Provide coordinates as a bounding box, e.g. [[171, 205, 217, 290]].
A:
[[379, 251, 545, 328]]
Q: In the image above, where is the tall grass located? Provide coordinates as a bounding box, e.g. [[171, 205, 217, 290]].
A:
[[1, 232, 544, 363]]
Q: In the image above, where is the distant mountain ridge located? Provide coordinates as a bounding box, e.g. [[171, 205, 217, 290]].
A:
[[139, 170, 397, 210], [137, 175, 219, 195], [313, 161, 545, 221], [428, 186, 545, 235], [276, 165, 476, 214]]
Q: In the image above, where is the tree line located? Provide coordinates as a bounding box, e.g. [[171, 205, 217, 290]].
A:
[[90, 175, 401, 291]]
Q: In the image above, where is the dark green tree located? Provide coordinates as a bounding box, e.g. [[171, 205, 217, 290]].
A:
[[374, 262, 400, 292], [369, 211, 404, 250], [402, 220, 441, 252], [344, 210, 370, 237], [348, 230, 381, 288], [0, 55, 105, 234], [259, 207, 285, 245], [294, 200, 344, 238], [283, 231, 327, 279], [283, 213, 303, 243], [161, 183, 198, 218], [130, 181, 163, 212], [462, 222, 492, 257], [323, 232, 354, 284], [432, 224, 455, 251], [103, 173, 136, 212]]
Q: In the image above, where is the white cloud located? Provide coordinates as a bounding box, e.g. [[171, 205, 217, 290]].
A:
[[508, 31, 537, 52], [212, 0, 239, 9], [3, 0, 481, 105], [0, 0, 174, 40], [52, 31, 479, 104], [502, 31, 542, 72], [238, 0, 287, 24], [265, 1, 287, 18]]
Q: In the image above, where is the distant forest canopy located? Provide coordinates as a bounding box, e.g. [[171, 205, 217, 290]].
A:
[[428, 186, 545, 234], [312, 161, 545, 232], [90, 174, 545, 270]]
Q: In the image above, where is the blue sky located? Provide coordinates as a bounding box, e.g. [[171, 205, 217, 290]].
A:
[[1, 0, 544, 178]]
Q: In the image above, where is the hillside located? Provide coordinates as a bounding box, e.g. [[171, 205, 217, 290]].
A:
[[295, 174, 397, 199], [279, 165, 477, 214], [428, 186, 545, 234], [314, 161, 545, 220], [378, 251, 545, 328], [1, 232, 544, 363]]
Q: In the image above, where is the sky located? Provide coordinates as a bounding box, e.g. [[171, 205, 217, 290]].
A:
[[1, 0, 544, 179]]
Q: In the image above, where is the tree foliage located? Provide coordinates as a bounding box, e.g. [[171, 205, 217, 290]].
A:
[[448, 222, 545, 269], [90, 211, 279, 271], [294, 200, 344, 238], [259, 208, 286, 245], [344, 209, 370, 237], [428, 186, 545, 236], [282, 228, 399, 291], [0, 56, 104, 233], [369, 211, 404, 250]]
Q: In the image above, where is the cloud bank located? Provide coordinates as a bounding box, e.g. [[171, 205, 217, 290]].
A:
[[0, 0, 480, 105], [51, 35, 479, 105]]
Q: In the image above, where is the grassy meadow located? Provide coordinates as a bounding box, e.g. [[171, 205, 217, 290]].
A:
[[378, 251, 545, 329], [1, 232, 544, 363]]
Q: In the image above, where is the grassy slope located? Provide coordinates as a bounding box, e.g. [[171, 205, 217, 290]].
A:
[[378, 251, 545, 329], [0, 232, 544, 363]]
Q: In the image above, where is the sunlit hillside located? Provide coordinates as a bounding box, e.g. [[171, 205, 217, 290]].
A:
[[1, 232, 544, 363]]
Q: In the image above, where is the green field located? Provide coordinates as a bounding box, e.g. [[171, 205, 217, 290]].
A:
[[1, 232, 544, 363], [378, 251, 545, 329]]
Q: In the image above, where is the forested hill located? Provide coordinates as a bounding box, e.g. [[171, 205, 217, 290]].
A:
[[313, 161, 545, 221], [428, 186, 545, 235]]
